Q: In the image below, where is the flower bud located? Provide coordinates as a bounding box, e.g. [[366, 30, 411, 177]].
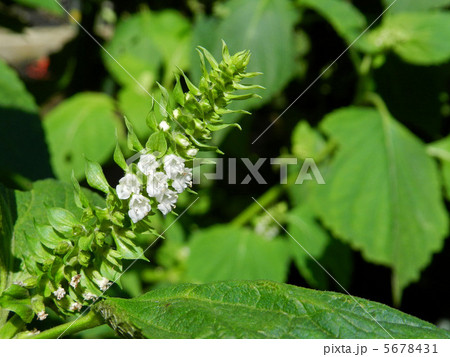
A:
[[175, 134, 190, 148], [78, 250, 91, 267], [95, 231, 106, 246], [21, 277, 38, 289], [55, 241, 72, 255]]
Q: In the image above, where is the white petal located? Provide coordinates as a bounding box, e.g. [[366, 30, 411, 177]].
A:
[[159, 121, 170, 131]]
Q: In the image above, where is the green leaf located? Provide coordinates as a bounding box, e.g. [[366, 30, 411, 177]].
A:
[[111, 234, 146, 261], [97, 280, 450, 338], [287, 205, 352, 289], [383, 0, 450, 14], [314, 107, 448, 303], [0, 59, 36, 112], [85, 158, 110, 194], [146, 131, 167, 156], [124, 117, 144, 152], [291, 120, 326, 160], [428, 135, 450, 200], [192, 0, 296, 109], [44, 92, 120, 181], [118, 87, 153, 140], [13, 180, 104, 267], [103, 9, 191, 89], [0, 183, 16, 325], [114, 143, 128, 172], [12, 0, 64, 15], [363, 12, 450, 65], [299, 0, 367, 44], [47, 207, 80, 234], [187, 225, 290, 283], [0, 60, 52, 182], [0, 285, 33, 323]]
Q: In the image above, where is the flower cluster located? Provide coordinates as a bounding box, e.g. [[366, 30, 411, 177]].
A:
[[10, 42, 260, 321], [116, 153, 192, 223]]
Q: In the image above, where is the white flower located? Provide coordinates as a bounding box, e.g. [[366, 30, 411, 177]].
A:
[[116, 173, 141, 200], [186, 148, 198, 157], [70, 302, 83, 312], [37, 311, 48, 321], [128, 194, 151, 223], [146, 172, 168, 198], [159, 120, 170, 131], [173, 109, 180, 118], [157, 189, 178, 215], [172, 167, 193, 193], [70, 274, 81, 289], [96, 277, 112, 292], [83, 293, 97, 301], [53, 287, 66, 300], [137, 154, 160, 175], [163, 154, 185, 179]]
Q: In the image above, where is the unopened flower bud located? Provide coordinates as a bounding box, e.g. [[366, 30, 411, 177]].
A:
[[78, 250, 91, 267], [159, 120, 170, 131], [175, 134, 190, 148], [55, 241, 72, 255], [70, 274, 82, 289], [53, 286, 66, 300]]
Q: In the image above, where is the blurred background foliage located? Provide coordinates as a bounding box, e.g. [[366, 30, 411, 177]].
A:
[[0, 0, 450, 337]]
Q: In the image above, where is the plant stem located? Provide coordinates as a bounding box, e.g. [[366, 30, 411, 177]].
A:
[[26, 310, 104, 339], [0, 314, 25, 339], [231, 184, 284, 227]]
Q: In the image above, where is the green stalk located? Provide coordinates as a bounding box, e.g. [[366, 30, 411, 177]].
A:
[[25, 310, 104, 339], [231, 184, 284, 227], [0, 314, 25, 339]]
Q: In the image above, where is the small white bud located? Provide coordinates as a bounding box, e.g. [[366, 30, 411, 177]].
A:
[[159, 120, 170, 131], [83, 293, 97, 301], [37, 311, 48, 321], [70, 274, 81, 289], [70, 302, 83, 312], [53, 287, 66, 300], [96, 277, 112, 292], [187, 148, 198, 157], [173, 109, 180, 119]]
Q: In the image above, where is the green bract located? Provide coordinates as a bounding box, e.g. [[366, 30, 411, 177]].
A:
[[0, 43, 261, 321]]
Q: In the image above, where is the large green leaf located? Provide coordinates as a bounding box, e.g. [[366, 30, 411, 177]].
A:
[[0, 180, 103, 322], [118, 87, 154, 140], [0, 60, 36, 113], [187, 225, 289, 283], [363, 12, 450, 65], [383, 0, 450, 14], [43, 93, 120, 181], [0, 60, 52, 182], [12, 0, 63, 15], [428, 135, 450, 200], [191, 0, 296, 109], [287, 205, 352, 289], [314, 107, 448, 303], [13, 179, 104, 269], [298, 0, 367, 44], [104, 9, 191, 89], [97, 280, 450, 338]]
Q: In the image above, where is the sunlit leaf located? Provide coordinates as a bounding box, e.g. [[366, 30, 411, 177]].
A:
[[187, 225, 290, 283], [44, 93, 121, 181], [314, 107, 448, 303], [98, 280, 450, 338]]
